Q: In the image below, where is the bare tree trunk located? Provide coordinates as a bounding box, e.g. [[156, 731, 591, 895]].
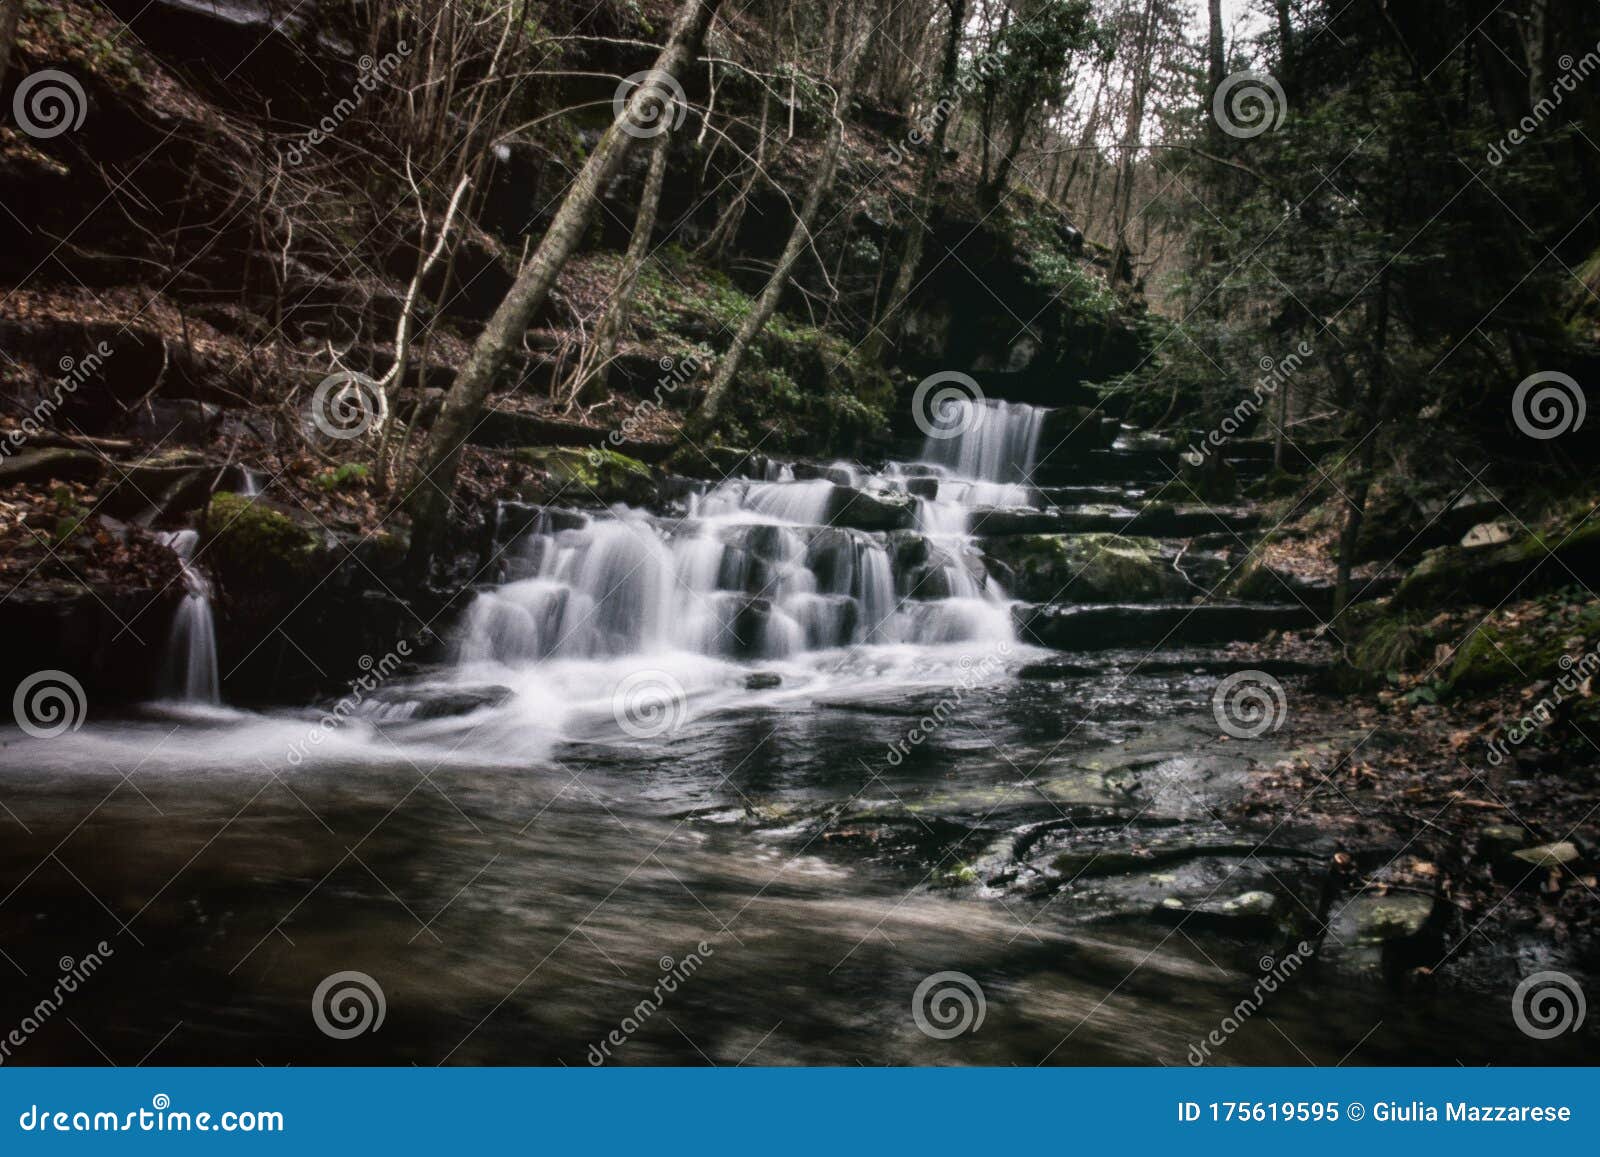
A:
[[698, 22, 873, 421], [407, 0, 721, 575], [1207, 0, 1227, 151], [562, 134, 671, 408], [0, 0, 20, 96], [865, 0, 965, 365], [1110, 0, 1157, 286]]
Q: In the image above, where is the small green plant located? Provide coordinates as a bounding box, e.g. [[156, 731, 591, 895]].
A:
[[315, 463, 371, 491]]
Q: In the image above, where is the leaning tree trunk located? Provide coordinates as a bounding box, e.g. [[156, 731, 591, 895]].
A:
[[406, 0, 721, 575], [562, 134, 671, 408], [867, 0, 965, 365], [698, 24, 873, 420], [0, 0, 20, 96]]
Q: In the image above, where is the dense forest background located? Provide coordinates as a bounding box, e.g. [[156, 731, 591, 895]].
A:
[[2, 0, 1598, 693]]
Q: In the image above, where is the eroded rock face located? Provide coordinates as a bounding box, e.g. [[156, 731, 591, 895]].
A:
[[983, 533, 1180, 603]]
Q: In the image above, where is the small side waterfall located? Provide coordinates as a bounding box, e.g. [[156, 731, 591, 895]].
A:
[[156, 529, 221, 704]]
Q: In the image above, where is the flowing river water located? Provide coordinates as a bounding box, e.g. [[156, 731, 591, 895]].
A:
[[0, 400, 1571, 1066]]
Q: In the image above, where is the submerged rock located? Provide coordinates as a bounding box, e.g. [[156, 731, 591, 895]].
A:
[[744, 672, 782, 690]]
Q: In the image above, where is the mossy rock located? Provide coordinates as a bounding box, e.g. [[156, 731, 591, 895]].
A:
[[0, 447, 103, 486], [203, 492, 318, 586], [985, 533, 1177, 602], [1390, 519, 1600, 611], [514, 446, 655, 506], [1446, 624, 1565, 693]]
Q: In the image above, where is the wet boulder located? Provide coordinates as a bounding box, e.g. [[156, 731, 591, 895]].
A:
[[827, 486, 915, 532], [984, 533, 1178, 603]]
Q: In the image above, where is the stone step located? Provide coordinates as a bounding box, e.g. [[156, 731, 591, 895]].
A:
[[1031, 447, 1274, 486], [972, 504, 1262, 539], [1016, 601, 1322, 650], [1017, 653, 1329, 680]]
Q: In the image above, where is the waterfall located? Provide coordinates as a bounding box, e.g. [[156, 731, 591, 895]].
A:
[[156, 529, 221, 704], [919, 398, 1043, 486], [459, 400, 1052, 672]]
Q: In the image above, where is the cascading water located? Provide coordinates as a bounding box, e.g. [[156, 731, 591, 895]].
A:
[[447, 395, 1050, 743], [908, 397, 1044, 530], [155, 529, 221, 704]]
